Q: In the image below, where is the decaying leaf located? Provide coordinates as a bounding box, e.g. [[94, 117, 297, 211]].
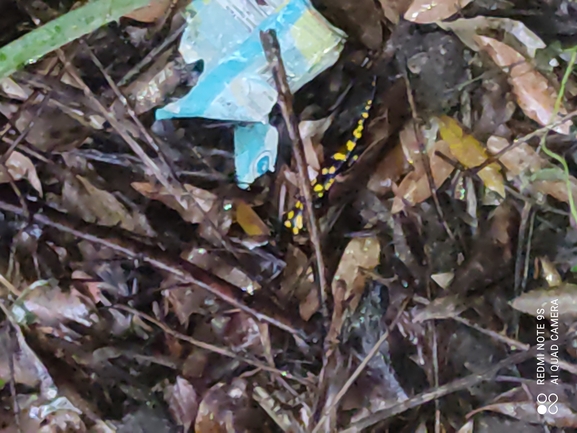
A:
[[235, 200, 270, 238], [412, 294, 467, 322], [164, 376, 199, 432], [438, 17, 546, 58], [182, 247, 259, 295], [511, 283, 574, 318], [456, 419, 474, 433], [118, 50, 184, 115], [488, 135, 577, 204], [195, 379, 265, 432], [475, 36, 571, 135], [57, 175, 153, 235], [332, 236, 381, 312], [162, 275, 217, 326], [0, 151, 42, 195], [367, 142, 410, 195], [132, 181, 217, 225], [399, 119, 423, 171], [12, 281, 98, 328], [325, 237, 381, 344], [0, 324, 55, 392], [392, 139, 454, 213], [378, 0, 413, 23], [253, 385, 301, 432], [299, 117, 332, 178], [540, 257, 563, 287], [468, 384, 577, 427], [438, 116, 506, 197], [404, 0, 472, 24]]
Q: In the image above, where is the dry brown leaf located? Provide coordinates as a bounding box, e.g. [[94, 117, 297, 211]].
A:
[[540, 257, 562, 287], [392, 139, 454, 213], [510, 284, 572, 318], [0, 151, 42, 195], [489, 202, 513, 261], [0, 325, 54, 391], [378, 0, 412, 23], [119, 51, 183, 115], [475, 36, 570, 135], [399, 119, 423, 172], [299, 117, 332, 179], [164, 377, 199, 432], [123, 0, 172, 23], [438, 17, 546, 58], [132, 181, 217, 225], [162, 274, 217, 326], [325, 237, 381, 344], [195, 379, 264, 432], [488, 135, 577, 204], [456, 420, 474, 433], [332, 236, 381, 310], [182, 247, 258, 294], [367, 142, 410, 195], [299, 288, 320, 322], [235, 200, 270, 238], [404, 0, 472, 24], [56, 175, 153, 235], [13, 282, 98, 328], [412, 295, 467, 322]]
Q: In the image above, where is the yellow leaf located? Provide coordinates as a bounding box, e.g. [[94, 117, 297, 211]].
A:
[[438, 116, 505, 197], [235, 200, 270, 237]]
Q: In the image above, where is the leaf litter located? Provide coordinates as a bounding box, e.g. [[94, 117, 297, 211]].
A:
[[2, 0, 577, 432]]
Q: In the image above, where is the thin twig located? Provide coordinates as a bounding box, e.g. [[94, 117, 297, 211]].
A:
[[2, 325, 21, 433], [81, 41, 180, 178], [402, 72, 455, 241], [340, 336, 570, 432], [117, 21, 186, 87], [0, 198, 309, 339], [55, 48, 258, 283], [114, 305, 310, 385], [474, 108, 577, 174], [453, 315, 577, 376], [311, 297, 411, 433], [514, 202, 532, 296], [260, 30, 329, 321]]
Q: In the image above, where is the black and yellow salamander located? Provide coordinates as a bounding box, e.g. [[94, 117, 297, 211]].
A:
[[284, 75, 377, 235]]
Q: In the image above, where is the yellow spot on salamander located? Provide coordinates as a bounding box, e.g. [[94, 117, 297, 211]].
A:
[[287, 210, 294, 219], [313, 183, 324, 193], [321, 168, 328, 175], [284, 219, 292, 228], [295, 214, 303, 230], [295, 201, 304, 210], [346, 140, 356, 152], [328, 166, 336, 174], [333, 153, 346, 161]]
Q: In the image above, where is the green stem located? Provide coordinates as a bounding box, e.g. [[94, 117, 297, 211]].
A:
[[539, 47, 577, 224], [0, 0, 150, 80]]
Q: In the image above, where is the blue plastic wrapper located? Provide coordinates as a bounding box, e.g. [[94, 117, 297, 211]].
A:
[[155, 0, 345, 188]]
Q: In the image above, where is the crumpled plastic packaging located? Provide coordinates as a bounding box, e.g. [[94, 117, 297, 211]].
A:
[[156, 0, 345, 188]]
